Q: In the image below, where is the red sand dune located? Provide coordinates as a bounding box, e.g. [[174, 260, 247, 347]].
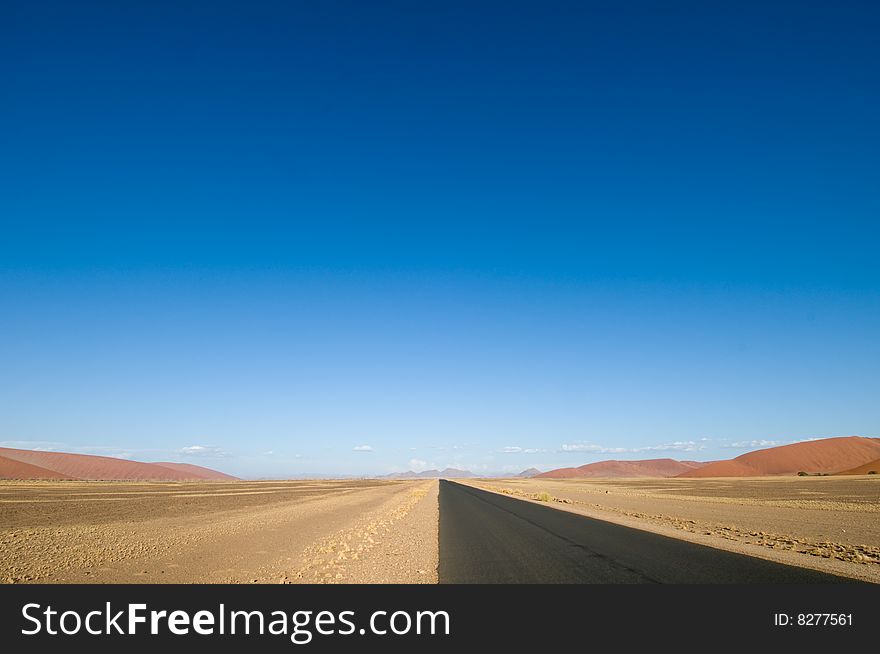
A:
[[535, 466, 585, 479], [536, 458, 705, 479], [0, 447, 237, 481], [152, 462, 238, 480], [836, 458, 880, 476], [678, 436, 880, 478], [0, 454, 74, 480]]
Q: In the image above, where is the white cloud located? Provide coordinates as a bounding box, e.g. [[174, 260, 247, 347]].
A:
[[561, 443, 629, 454], [724, 439, 781, 449], [353, 445, 373, 452], [560, 440, 705, 454], [502, 446, 545, 454], [457, 463, 491, 472], [408, 459, 430, 472], [0, 441, 135, 459], [179, 445, 227, 458], [637, 441, 704, 453], [0, 440, 67, 451]]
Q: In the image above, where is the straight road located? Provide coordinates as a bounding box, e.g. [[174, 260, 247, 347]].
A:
[[438, 480, 854, 583]]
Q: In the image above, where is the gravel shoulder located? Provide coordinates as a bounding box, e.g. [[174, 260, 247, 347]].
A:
[[294, 480, 438, 583]]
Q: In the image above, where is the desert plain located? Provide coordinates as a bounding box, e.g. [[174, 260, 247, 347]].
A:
[[1, 474, 878, 584], [0, 479, 438, 584]]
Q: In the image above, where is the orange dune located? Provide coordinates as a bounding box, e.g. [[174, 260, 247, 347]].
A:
[[0, 454, 74, 480], [536, 467, 586, 479], [678, 436, 880, 477], [152, 462, 238, 480], [537, 458, 705, 479], [0, 447, 237, 481], [836, 458, 880, 475]]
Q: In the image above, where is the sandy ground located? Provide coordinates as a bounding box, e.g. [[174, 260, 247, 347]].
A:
[[463, 476, 880, 583], [0, 479, 438, 584]]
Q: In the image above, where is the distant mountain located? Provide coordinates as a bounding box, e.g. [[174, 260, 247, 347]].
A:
[[678, 436, 880, 477], [382, 468, 478, 479], [516, 468, 542, 478], [0, 447, 237, 481], [537, 458, 705, 479]]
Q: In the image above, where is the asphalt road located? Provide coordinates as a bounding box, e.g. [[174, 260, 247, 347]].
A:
[[438, 480, 854, 583]]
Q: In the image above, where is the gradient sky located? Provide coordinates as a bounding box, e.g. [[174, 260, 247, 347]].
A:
[[2, 1, 879, 477]]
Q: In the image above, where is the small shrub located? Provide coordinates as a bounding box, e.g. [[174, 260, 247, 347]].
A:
[[869, 470, 877, 475], [535, 491, 552, 502], [797, 471, 808, 476]]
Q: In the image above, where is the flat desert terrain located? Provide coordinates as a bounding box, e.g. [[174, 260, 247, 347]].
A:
[[0, 479, 438, 584], [465, 476, 880, 583], [3, 475, 878, 583]]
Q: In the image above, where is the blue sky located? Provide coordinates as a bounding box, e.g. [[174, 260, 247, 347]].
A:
[[2, 1, 878, 477]]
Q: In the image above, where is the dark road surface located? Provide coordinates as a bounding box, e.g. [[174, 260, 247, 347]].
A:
[[438, 480, 854, 583]]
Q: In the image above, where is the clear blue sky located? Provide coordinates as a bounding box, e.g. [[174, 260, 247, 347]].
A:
[[2, 1, 878, 477]]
